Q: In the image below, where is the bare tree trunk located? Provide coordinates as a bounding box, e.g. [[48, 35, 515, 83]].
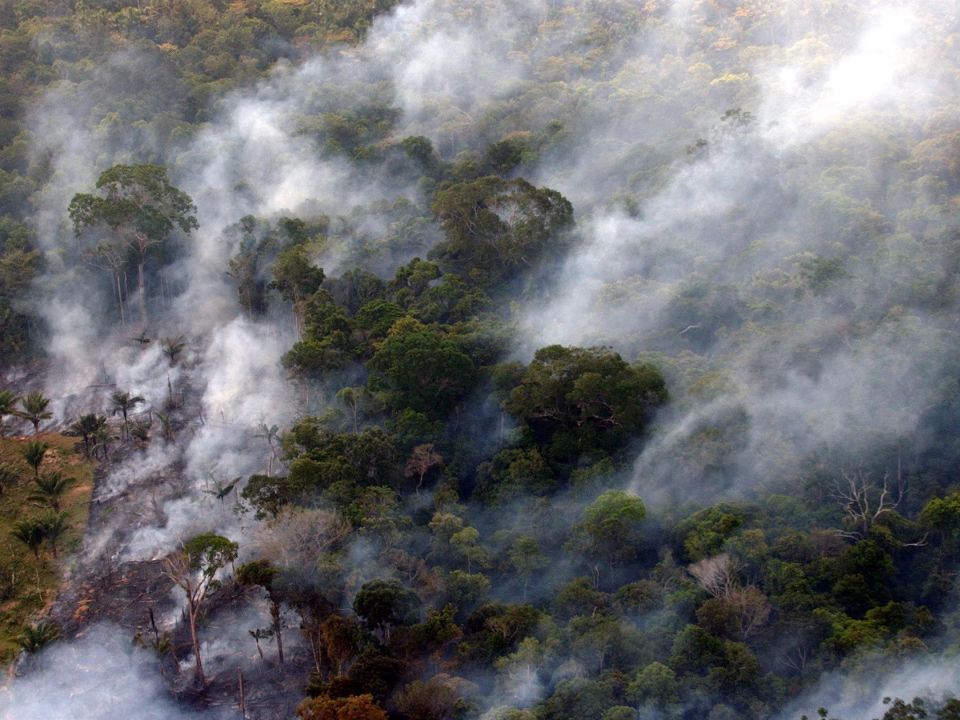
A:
[[188, 600, 205, 684], [238, 668, 246, 718], [272, 602, 284, 666], [116, 272, 125, 325], [137, 259, 148, 324]]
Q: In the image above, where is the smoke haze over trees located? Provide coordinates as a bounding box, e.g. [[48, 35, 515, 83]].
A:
[[0, 0, 959, 719]]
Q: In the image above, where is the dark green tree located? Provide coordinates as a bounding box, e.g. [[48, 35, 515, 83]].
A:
[[0, 464, 18, 495], [68, 413, 107, 458], [430, 177, 573, 284], [28, 471, 75, 512], [504, 346, 667, 468], [39, 510, 69, 559], [18, 621, 60, 652], [12, 517, 45, 559], [569, 490, 646, 588], [369, 323, 475, 417], [353, 579, 421, 643], [17, 391, 52, 435], [21, 440, 46, 480]]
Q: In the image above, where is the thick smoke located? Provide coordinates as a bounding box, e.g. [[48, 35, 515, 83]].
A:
[[774, 654, 960, 720], [509, 2, 960, 505], [0, 624, 226, 719]]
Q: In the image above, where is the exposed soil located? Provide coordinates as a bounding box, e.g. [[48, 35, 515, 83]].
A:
[[27, 364, 309, 719]]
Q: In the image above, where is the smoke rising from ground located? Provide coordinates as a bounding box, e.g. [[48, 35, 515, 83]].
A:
[[774, 654, 960, 720], [0, 624, 226, 719]]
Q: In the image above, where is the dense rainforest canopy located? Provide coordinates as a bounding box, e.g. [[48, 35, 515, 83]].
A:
[[0, 1, 959, 720]]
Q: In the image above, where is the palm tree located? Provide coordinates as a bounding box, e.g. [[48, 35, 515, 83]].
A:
[[17, 391, 52, 435], [0, 389, 19, 435], [0, 465, 19, 495], [40, 511, 69, 559], [249, 627, 273, 661], [161, 335, 186, 364], [68, 414, 107, 458], [110, 390, 144, 439], [255, 422, 280, 476], [21, 441, 47, 481], [153, 411, 173, 441], [92, 423, 113, 459], [29, 472, 75, 512], [129, 418, 151, 444], [19, 622, 60, 652], [12, 519, 45, 559]]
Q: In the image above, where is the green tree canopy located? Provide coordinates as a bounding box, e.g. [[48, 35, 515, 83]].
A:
[[369, 323, 475, 417], [504, 346, 667, 468], [430, 177, 573, 284], [68, 164, 197, 323]]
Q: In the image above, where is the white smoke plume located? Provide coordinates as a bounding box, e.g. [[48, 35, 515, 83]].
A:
[[0, 624, 227, 719]]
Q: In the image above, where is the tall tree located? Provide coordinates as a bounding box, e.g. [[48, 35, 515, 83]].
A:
[[68, 413, 107, 458], [509, 535, 546, 600], [430, 177, 574, 284], [17, 391, 52, 435], [68, 164, 198, 325], [237, 560, 285, 665], [353, 579, 421, 644], [110, 390, 144, 439], [162, 533, 239, 685], [504, 346, 667, 468], [272, 245, 324, 335], [570, 490, 647, 588], [255, 422, 281, 476]]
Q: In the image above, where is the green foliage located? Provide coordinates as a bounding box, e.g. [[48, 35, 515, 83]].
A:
[[369, 323, 475, 417], [17, 392, 52, 435], [504, 345, 667, 469], [273, 245, 325, 306], [627, 661, 679, 707], [69, 164, 197, 243], [21, 440, 46, 479], [680, 504, 748, 561], [352, 579, 421, 638], [18, 621, 60, 653], [5, 2, 960, 716], [570, 490, 647, 582], [182, 532, 239, 577], [28, 472, 75, 513], [430, 177, 573, 285], [11, 517, 44, 559]]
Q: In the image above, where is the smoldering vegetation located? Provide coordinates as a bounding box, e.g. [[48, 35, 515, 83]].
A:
[[0, 0, 959, 719], [0, 625, 229, 719]]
